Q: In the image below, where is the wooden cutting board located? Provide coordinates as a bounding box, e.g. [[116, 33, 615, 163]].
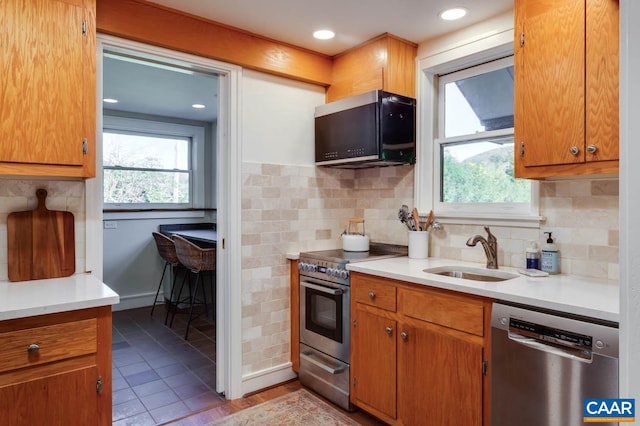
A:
[[7, 189, 75, 281]]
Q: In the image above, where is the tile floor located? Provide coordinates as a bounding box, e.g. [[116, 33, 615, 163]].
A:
[[111, 306, 223, 425]]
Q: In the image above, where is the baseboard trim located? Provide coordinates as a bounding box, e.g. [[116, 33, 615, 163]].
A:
[[241, 362, 297, 396], [112, 292, 158, 311]]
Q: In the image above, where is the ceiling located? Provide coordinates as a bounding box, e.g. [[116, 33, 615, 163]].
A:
[[103, 0, 513, 122], [147, 0, 513, 56]]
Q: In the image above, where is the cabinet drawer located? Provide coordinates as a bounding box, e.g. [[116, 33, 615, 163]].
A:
[[0, 318, 97, 373], [353, 277, 396, 312], [400, 288, 484, 336]]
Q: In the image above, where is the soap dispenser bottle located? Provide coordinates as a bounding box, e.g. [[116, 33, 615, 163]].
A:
[[525, 240, 540, 270], [541, 232, 559, 274]]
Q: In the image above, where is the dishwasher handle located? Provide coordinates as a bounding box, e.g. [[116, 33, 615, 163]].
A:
[[508, 332, 593, 363]]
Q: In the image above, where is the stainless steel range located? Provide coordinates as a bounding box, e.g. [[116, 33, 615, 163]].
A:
[[298, 243, 407, 410]]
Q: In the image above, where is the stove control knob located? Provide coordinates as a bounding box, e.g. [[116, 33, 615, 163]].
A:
[[309, 264, 318, 273], [340, 270, 349, 280], [326, 267, 335, 277], [298, 262, 305, 271]]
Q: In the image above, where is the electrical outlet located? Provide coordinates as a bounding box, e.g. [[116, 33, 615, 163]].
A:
[[103, 221, 117, 229]]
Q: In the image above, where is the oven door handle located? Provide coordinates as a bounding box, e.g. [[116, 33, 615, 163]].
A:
[[300, 281, 343, 296], [300, 350, 346, 375]]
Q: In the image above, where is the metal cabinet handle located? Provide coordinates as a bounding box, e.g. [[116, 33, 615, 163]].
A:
[[27, 344, 40, 352], [385, 326, 393, 335], [569, 146, 580, 155], [587, 144, 597, 154], [400, 332, 408, 341], [368, 292, 376, 300]]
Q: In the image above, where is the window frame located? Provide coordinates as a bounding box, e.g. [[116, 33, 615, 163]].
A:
[[102, 115, 206, 211], [415, 34, 543, 228]]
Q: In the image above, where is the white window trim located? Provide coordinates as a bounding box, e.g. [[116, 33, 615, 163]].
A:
[[415, 29, 544, 228], [103, 115, 206, 212]]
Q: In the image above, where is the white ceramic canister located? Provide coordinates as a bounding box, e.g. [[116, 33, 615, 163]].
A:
[[408, 231, 429, 259]]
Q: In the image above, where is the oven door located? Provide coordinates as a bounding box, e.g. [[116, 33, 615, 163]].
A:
[[299, 276, 350, 363]]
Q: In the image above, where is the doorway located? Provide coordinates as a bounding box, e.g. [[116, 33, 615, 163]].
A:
[[86, 34, 243, 402]]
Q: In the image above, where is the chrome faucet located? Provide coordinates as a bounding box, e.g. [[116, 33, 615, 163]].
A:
[[466, 226, 498, 269]]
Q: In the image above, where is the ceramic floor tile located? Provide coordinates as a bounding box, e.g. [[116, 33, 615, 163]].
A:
[[112, 412, 156, 426], [154, 363, 189, 379], [162, 371, 199, 389], [132, 379, 170, 398], [183, 390, 225, 412], [113, 387, 138, 406], [149, 400, 192, 424], [173, 381, 211, 400], [139, 388, 181, 411], [112, 398, 147, 422], [112, 306, 218, 424], [118, 361, 151, 376], [125, 369, 161, 387], [113, 352, 145, 368], [112, 377, 130, 392]]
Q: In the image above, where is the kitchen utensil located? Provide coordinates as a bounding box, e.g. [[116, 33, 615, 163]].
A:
[[424, 209, 435, 231], [412, 208, 421, 231], [398, 205, 413, 231], [342, 218, 370, 251], [7, 189, 75, 281]]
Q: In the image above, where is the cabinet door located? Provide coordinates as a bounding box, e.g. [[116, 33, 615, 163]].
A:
[[352, 307, 397, 420], [515, 0, 585, 168], [0, 0, 89, 167], [585, 0, 619, 162], [397, 323, 483, 426], [0, 365, 98, 424]]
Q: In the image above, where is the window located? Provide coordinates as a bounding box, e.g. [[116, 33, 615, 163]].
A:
[[431, 56, 538, 221], [103, 116, 205, 210]]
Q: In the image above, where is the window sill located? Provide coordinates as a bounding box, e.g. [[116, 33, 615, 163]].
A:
[[433, 212, 545, 229], [104, 209, 213, 220]]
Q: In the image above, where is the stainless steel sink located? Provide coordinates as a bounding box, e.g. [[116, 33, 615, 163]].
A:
[[423, 266, 519, 282]]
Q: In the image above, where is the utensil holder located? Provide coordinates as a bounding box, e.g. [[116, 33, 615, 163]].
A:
[[408, 231, 429, 259]]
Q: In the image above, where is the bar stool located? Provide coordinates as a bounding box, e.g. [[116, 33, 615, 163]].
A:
[[171, 235, 216, 340], [150, 232, 183, 322]]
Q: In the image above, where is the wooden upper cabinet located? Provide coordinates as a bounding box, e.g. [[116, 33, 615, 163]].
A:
[[514, 0, 619, 178], [327, 34, 417, 103], [0, 0, 96, 178]]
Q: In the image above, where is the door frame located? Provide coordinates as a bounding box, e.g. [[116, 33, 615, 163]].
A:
[[86, 34, 244, 399]]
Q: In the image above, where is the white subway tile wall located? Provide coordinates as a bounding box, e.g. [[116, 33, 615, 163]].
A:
[[0, 179, 86, 281]]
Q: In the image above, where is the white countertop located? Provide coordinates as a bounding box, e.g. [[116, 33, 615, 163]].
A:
[[347, 257, 619, 323], [0, 274, 120, 321]]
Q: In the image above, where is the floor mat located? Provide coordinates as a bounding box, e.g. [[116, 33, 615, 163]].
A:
[[208, 388, 360, 426]]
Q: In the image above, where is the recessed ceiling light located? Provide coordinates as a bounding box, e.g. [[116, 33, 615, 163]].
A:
[[313, 29, 335, 40], [439, 7, 467, 21], [192, 104, 206, 109], [103, 98, 118, 104]]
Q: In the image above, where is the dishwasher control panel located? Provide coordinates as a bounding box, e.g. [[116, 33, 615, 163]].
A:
[[509, 317, 593, 350]]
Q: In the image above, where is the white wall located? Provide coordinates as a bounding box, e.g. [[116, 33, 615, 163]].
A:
[[619, 0, 640, 402], [241, 70, 325, 166]]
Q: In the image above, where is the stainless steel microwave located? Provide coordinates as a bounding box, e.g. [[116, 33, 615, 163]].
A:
[[314, 90, 416, 168]]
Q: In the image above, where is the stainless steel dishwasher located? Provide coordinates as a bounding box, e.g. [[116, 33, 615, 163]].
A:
[[491, 302, 619, 426]]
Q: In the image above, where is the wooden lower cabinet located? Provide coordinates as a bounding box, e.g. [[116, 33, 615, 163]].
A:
[[352, 308, 397, 419], [350, 272, 491, 425], [0, 306, 112, 425]]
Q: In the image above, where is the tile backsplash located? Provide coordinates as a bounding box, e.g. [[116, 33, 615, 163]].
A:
[[240, 162, 619, 375], [0, 179, 86, 281]]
